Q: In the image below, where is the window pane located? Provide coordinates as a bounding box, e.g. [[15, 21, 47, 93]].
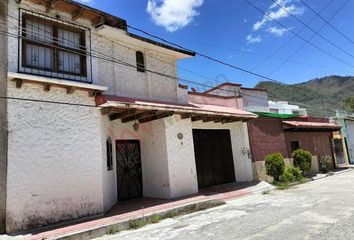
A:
[[25, 44, 53, 69], [58, 28, 81, 49], [59, 51, 81, 74], [26, 19, 53, 43]]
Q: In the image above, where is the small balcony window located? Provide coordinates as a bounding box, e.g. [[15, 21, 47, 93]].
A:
[[20, 11, 91, 83], [136, 51, 145, 72]]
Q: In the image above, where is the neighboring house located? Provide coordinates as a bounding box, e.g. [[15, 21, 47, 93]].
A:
[[0, 0, 257, 233], [268, 101, 307, 116], [248, 113, 340, 180], [200, 83, 340, 181], [332, 111, 354, 165]]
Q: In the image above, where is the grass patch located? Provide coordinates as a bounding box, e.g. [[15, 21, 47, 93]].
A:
[[128, 219, 146, 230], [107, 225, 120, 235], [151, 214, 161, 224], [275, 181, 290, 190], [165, 210, 178, 219]]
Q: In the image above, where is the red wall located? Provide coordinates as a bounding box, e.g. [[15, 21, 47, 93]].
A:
[[248, 116, 334, 162]]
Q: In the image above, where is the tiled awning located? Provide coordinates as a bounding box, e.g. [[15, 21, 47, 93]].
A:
[[96, 95, 257, 124], [282, 121, 341, 132]]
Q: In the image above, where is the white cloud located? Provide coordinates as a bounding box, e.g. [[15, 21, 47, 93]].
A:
[[146, 0, 204, 32], [267, 26, 288, 36], [75, 0, 94, 6], [246, 34, 262, 44], [253, 0, 304, 31]]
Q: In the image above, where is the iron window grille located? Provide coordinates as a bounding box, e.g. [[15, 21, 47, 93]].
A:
[[18, 9, 92, 83]]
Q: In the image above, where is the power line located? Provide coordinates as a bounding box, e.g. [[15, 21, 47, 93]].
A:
[[243, 0, 354, 68], [266, 0, 349, 77], [235, 0, 335, 80], [270, 0, 354, 59], [299, 0, 354, 45]]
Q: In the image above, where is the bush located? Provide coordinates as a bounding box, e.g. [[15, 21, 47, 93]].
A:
[[319, 155, 331, 173], [292, 149, 312, 174], [279, 166, 303, 183], [265, 153, 285, 182]]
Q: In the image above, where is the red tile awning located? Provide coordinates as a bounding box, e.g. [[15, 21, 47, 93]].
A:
[[282, 121, 341, 132], [96, 95, 257, 123]]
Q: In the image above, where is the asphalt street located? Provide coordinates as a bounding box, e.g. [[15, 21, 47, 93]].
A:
[[96, 170, 354, 240]]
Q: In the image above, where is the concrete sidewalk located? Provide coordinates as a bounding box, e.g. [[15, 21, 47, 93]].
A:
[[2, 181, 274, 240]]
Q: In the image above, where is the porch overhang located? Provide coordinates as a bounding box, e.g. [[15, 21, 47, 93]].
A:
[[96, 95, 257, 124], [282, 121, 341, 132]]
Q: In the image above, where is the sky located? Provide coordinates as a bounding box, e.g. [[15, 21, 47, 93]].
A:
[[77, 0, 354, 89]]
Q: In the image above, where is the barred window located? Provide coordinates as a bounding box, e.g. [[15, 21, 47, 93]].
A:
[[22, 14, 86, 76], [106, 137, 113, 171]]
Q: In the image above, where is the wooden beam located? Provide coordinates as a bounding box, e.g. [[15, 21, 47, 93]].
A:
[[66, 86, 75, 94], [191, 115, 203, 122], [121, 111, 157, 123], [88, 90, 99, 97], [180, 113, 193, 120], [46, 0, 57, 13], [223, 118, 241, 124], [15, 78, 23, 89], [43, 83, 51, 92], [72, 7, 84, 21], [101, 108, 111, 115], [202, 115, 216, 123], [93, 16, 105, 28], [139, 111, 174, 124], [109, 109, 136, 121]]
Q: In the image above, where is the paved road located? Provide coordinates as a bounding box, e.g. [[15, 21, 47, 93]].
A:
[[96, 170, 354, 240]]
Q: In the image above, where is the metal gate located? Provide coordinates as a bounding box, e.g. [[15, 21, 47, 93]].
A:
[[193, 129, 236, 188], [116, 140, 142, 201]]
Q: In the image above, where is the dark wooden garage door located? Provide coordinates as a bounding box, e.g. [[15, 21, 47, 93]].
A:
[[193, 129, 236, 188]]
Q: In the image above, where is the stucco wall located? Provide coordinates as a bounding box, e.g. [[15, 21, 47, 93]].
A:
[[192, 121, 254, 182], [0, 0, 8, 233], [164, 115, 198, 198], [241, 89, 269, 112], [6, 82, 104, 233]]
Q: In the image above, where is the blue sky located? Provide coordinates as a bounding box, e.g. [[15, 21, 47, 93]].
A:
[[78, 0, 354, 89]]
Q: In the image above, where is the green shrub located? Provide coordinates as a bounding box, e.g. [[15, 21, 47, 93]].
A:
[[319, 155, 331, 173], [292, 149, 312, 173], [279, 166, 303, 183], [265, 153, 285, 182], [151, 214, 161, 224]]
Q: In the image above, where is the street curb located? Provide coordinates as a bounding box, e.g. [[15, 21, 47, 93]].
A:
[[311, 168, 352, 181], [49, 199, 225, 240]]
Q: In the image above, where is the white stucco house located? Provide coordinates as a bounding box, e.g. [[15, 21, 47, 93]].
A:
[[0, 0, 258, 233], [268, 101, 307, 116]]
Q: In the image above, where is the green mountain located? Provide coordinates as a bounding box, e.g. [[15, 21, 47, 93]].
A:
[[255, 76, 354, 117]]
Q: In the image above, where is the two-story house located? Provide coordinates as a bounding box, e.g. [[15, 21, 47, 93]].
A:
[[0, 0, 257, 233]]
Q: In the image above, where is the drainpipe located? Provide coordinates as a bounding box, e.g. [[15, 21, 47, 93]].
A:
[[0, 0, 8, 234]]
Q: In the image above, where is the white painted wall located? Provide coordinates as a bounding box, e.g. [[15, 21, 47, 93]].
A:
[[164, 115, 198, 198], [241, 89, 269, 113], [6, 82, 104, 233], [192, 121, 254, 182]]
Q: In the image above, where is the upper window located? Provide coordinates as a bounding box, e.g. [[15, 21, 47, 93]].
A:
[[136, 51, 145, 72], [106, 137, 113, 171], [21, 14, 87, 80]]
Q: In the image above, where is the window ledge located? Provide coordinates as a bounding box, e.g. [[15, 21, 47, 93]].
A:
[[8, 72, 108, 96]]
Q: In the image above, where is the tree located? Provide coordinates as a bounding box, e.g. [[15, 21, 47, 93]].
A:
[[344, 96, 354, 113]]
